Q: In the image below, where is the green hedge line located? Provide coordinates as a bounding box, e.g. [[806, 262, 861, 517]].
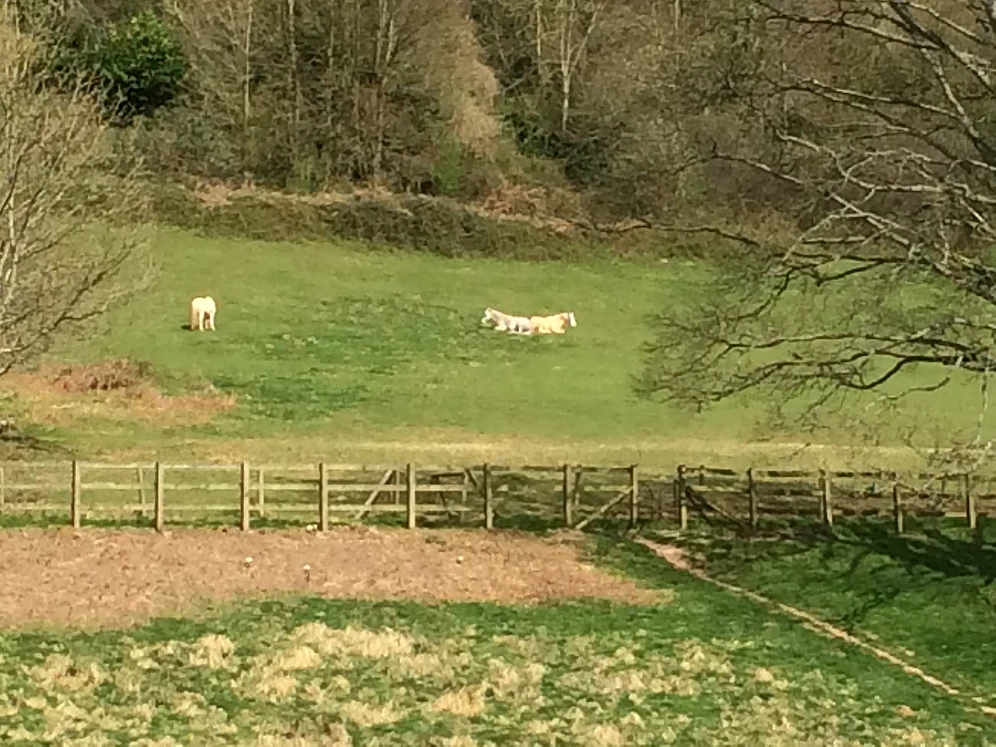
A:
[[152, 185, 598, 259], [148, 184, 688, 262]]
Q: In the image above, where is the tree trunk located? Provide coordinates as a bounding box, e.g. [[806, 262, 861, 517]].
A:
[[560, 71, 571, 133], [286, 0, 301, 179], [557, 0, 574, 133], [372, 0, 397, 183], [535, 0, 545, 84], [324, 0, 339, 188], [241, 0, 254, 185]]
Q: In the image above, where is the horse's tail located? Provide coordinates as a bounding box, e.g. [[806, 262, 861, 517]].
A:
[[189, 298, 199, 330]]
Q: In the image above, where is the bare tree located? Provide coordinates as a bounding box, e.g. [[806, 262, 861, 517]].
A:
[[285, 0, 302, 174], [0, 6, 149, 377], [532, 0, 606, 132], [637, 0, 996, 464], [168, 0, 260, 181]]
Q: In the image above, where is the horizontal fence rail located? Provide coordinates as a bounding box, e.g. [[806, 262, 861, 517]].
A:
[[0, 460, 991, 534]]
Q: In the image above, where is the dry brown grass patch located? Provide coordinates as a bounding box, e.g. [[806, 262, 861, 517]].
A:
[[338, 701, 405, 727], [430, 685, 487, 717], [188, 633, 237, 669], [2, 359, 235, 428], [289, 623, 414, 660], [28, 653, 106, 693]]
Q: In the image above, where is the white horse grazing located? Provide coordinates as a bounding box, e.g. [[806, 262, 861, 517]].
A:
[[481, 307, 533, 335], [529, 311, 576, 335], [189, 296, 217, 331]]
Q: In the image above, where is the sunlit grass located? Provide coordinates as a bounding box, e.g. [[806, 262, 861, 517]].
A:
[[1, 580, 991, 745], [0, 226, 986, 468]]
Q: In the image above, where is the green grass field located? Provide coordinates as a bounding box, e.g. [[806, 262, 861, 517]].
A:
[[3, 224, 994, 745], [0, 538, 992, 745], [656, 518, 996, 712], [3, 225, 989, 470]]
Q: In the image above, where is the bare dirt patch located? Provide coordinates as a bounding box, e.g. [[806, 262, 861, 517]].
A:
[[0, 527, 662, 630], [2, 360, 236, 428]]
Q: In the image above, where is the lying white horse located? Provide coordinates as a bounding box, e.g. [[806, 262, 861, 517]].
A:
[[481, 307, 533, 335], [530, 311, 577, 335], [189, 296, 217, 331]]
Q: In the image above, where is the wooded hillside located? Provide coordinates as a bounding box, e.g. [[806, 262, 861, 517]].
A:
[[10, 0, 870, 227]]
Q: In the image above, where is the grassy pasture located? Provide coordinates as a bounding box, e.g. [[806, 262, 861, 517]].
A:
[[0, 226, 989, 469], [657, 518, 996, 712], [0, 539, 992, 745]]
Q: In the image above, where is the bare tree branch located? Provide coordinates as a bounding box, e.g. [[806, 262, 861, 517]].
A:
[[638, 0, 996, 460], [0, 7, 151, 379]]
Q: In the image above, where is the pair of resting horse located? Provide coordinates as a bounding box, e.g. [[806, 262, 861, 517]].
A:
[[481, 307, 577, 336]]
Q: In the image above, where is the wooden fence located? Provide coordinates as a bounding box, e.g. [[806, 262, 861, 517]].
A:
[[675, 464, 996, 533], [0, 459, 991, 534]]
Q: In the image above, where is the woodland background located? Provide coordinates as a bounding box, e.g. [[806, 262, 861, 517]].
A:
[[25, 0, 829, 229]]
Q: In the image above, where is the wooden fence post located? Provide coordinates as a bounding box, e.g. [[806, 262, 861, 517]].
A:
[[629, 465, 639, 528], [965, 473, 977, 530], [671, 479, 677, 522], [71, 459, 81, 529], [406, 462, 416, 529], [318, 462, 329, 532], [461, 470, 468, 518], [154, 461, 164, 532], [892, 473, 904, 535], [820, 470, 833, 526], [136, 466, 146, 517], [677, 464, 688, 531], [483, 463, 493, 530], [747, 468, 758, 529], [240, 460, 250, 531], [562, 464, 572, 528], [257, 467, 266, 518]]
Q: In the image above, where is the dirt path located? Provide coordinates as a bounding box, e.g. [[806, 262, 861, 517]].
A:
[[636, 537, 996, 717], [0, 526, 662, 631]]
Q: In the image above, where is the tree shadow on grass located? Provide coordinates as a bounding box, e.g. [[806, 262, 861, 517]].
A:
[[834, 519, 996, 584], [680, 517, 996, 633]]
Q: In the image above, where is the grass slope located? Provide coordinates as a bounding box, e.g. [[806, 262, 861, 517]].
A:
[[656, 519, 996, 709], [0, 539, 991, 745], [7, 226, 990, 467]]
